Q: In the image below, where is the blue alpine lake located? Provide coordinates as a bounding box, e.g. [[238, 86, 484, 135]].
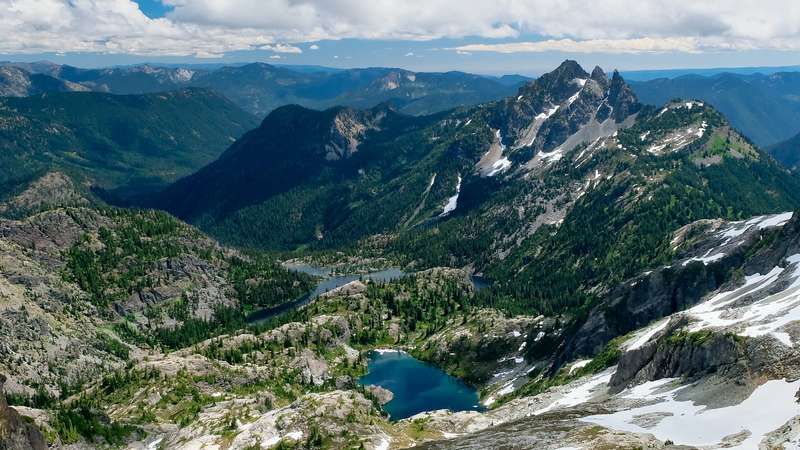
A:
[[358, 350, 483, 420]]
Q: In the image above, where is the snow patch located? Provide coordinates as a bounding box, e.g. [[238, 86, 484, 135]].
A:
[[687, 265, 800, 345], [583, 379, 800, 450], [682, 249, 726, 266], [534, 370, 613, 415], [439, 175, 462, 216], [487, 157, 512, 176], [568, 359, 592, 375], [626, 319, 669, 350]]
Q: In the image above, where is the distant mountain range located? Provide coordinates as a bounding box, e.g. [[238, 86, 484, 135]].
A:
[[0, 61, 529, 118]]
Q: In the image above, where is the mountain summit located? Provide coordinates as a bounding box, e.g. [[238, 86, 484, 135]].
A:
[[141, 62, 800, 285]]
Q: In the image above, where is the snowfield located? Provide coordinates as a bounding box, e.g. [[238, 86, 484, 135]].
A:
[[582, 378, 800, 450]]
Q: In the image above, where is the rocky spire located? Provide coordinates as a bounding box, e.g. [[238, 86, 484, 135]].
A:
[[590, 65, 607, 83], [607, 70, 641, 122]]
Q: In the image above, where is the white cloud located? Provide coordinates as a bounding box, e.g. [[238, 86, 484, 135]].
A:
[[309, 44, 320, 50], [1, 0, 800, 56], [453, 37, 703, 54], [269, 55, 281, 59], [405, 52, 414, 56], [261, 43, 302, 54]]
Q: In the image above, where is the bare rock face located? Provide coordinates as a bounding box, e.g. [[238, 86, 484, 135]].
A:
[[0, 374, 47, 450], [365, 384, 394, 405], [291, 349, 330, 386]]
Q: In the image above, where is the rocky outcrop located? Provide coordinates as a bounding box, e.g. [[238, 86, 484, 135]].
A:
[[0, 374, 47, 450], [555, 212, 794, 368], [0, 172, 89, 219], [365, 385, 394, 405], [324, 108, 384, 160], [611, 325, 800, 393]]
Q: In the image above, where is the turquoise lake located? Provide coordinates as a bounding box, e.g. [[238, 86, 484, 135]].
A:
[[358, 350, 483, 420]]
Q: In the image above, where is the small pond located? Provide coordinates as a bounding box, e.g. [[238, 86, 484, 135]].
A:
[[358, 350, 484, 420]]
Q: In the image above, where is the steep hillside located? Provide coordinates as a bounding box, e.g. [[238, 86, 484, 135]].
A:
[[0, 89, 257, 196], [630, 71, 800, 146], [147, 62, 800, 314], [0, 176, 312, 397], [768, 131, 800, 171]]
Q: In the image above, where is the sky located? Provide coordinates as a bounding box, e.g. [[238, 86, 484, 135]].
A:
[[2, 0, 800, 75]]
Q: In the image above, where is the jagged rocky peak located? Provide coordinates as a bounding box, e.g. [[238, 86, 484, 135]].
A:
[[606, 69, 641, 122], [515, 59, 590, 102], [499, 60, 641, 161], [590, 65, 607, 83]]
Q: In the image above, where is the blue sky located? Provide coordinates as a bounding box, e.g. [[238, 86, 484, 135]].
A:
[[3, 1, 800, 75], [136, 0, 173, 18]]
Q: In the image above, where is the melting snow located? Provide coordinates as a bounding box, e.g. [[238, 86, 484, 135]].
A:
[[485, 129, 512, 176], [757, 212, 794, 229], [682, 249, 726, 266], [718, 212, 794, 243], [568, 359, 592, 375], [566, 90, 581, 106], [487, 157, 512, 176], [439, 175, 462, 216], [620, 378, 677, 400], [374, 348, 407, 354], [626, 319, 669, 350], [535, 105, 560, 121], [582, 379, 800, 450], [534, 370, 614, 415], [285, 431, 303, 441], [686, 264, 800, 345]]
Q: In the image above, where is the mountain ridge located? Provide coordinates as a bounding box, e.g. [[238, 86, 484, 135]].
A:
[[0, 61, 528, 118]]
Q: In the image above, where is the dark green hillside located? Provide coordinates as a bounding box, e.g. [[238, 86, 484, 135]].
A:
[[0, 88, 257, 195], [148, 103, 483, 249], [767, 131, 800, 171]]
